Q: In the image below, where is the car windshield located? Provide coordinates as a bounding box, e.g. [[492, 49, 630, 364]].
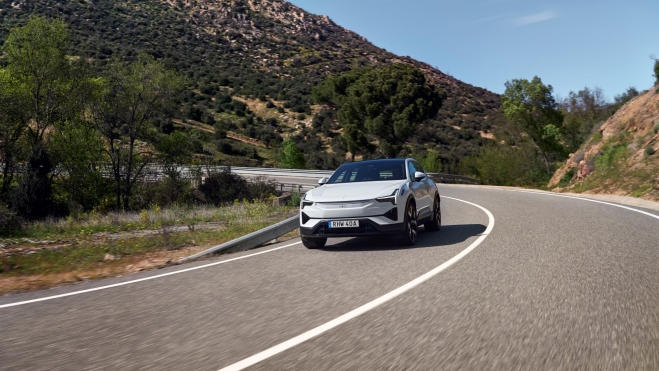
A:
[[327, 160, 407, 184]]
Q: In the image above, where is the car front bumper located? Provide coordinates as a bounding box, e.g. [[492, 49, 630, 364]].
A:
[[299, 217, 405, 238]]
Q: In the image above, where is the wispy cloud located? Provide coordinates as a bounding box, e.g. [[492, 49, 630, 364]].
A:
[[514, 10, 557, 26]]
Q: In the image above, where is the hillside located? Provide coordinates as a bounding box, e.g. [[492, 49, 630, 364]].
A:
[[549, 85, 659, 201], [0, 0, 501, 168]]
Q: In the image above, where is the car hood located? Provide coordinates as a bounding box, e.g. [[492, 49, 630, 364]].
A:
[[307, 180, 405, 202]]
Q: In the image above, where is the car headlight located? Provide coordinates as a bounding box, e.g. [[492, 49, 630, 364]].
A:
[[301, 193, 313, 208], [375, 189, 399, 205]]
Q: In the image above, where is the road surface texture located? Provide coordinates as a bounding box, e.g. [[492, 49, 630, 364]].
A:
[[1, 186, 658, 370]]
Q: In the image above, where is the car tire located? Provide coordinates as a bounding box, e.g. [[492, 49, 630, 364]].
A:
[[302, 237, 327, 249], [401, 201, 418, 246], [424, 197, 441, 232]]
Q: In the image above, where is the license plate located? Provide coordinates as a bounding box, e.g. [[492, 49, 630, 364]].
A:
[[329, 220, 359, 228]]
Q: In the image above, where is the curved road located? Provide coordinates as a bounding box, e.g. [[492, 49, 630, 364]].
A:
[[1, 186, 658, 370]]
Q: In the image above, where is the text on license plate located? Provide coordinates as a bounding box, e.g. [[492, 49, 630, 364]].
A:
[[329, 220, 359, 228]]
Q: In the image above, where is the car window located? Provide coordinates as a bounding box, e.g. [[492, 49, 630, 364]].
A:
[[407, 161, 415, 181], [327, 161, 406, 184], [413, 161, 425, 174]]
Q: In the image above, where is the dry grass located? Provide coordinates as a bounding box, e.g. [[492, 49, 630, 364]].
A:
[[0, 203, 297, 294]]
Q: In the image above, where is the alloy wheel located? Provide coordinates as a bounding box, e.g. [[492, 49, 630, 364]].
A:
[[407, 203, 417, 243]]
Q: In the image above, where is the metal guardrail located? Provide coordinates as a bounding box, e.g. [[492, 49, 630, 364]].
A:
[[428, 173, 480, 185], [3, 163, 479, 185], [177, 215, 300, 264], [271, 183, 316, 193]]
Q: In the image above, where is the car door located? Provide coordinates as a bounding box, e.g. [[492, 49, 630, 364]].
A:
[[411, 161, 432, 219], [407, 160, 430, 218]]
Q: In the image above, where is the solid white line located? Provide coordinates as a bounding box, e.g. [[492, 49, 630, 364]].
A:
[[501, 188, 659, 221], [218, 196, 495, 371], [0, 241, 301, 309]]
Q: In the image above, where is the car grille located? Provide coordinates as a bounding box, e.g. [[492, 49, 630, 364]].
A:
[[314, 222, 377, 235]]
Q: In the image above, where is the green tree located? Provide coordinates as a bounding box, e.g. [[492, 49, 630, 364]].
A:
[[3, 16, 72, 146], [156, 131, 193, 180], [559, 87, 608, 152], [155, 131, 193, 203], [11, 144, 53, 220], [472, 144, 547, 186], [51, 119, 108, 210], [419, 148, 442, 173], [279, 139, 306, 169], [653, 57, 659, 85], [2, 16, 97, 217], [502, 76, 565, 175], [314, 64, 443, 159], [93, 54, 184, 210], [214, 120, 228, 139], [0, 69, 29, 197]]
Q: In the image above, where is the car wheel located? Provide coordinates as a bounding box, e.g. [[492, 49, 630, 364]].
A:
[[401, 202, 418, 246], [424, 197, 441, 232], [302, 237, 327, 249]]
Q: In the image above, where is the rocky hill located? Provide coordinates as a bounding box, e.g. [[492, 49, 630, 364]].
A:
[[0, 0, 501, 168], [549, 85, 659, 201]]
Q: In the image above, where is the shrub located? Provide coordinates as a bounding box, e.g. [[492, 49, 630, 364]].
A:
[[247, 176, 277, 202], [590, 132, 603, 143], [646, 147, 656, 156], [130, 177, 194, 210], [288, 192, 302, 207], [183, 104, 203, 121], [279, 139, 306, 169], [595, 144, 627, 170], [558, 169, 575, 187], [473, 144, 548, 186], [201, 112, 216, 125], [199, 169, 248, 205], [654, 122, 659, 134], [0, 204, 22, 236], [198, 169, 276, 205]]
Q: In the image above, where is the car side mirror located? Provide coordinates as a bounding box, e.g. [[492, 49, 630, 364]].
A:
[[318, 177, 327, 185], [414, 171, 426, 181]]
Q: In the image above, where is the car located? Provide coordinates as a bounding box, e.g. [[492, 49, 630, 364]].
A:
[[299, 158, 441, 249]]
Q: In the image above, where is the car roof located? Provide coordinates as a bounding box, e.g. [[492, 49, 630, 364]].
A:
[[339, 158, 410, 166]]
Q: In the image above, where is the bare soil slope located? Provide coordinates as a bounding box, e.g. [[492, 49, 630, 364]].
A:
[[549, 86, 659, 201]]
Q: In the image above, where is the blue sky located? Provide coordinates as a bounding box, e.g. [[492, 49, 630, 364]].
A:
[[289, 0, 659, 101]]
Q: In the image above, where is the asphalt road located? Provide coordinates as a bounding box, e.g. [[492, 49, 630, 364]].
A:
[[1, 186, 658, 370]]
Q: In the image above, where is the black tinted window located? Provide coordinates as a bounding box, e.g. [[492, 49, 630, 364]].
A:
[[413, 161, 425, 174], [328, 160, 406, 184]]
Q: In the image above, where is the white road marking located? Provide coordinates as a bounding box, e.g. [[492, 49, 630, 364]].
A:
[[218, 196, 495, 371], [0, 241, 301, 309], [504, 188, 659, 221]]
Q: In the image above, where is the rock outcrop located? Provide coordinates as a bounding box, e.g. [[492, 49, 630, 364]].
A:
[[549, 85, 659, 201]]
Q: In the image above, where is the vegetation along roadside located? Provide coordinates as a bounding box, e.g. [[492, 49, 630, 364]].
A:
[[0, 201, 299, 295]]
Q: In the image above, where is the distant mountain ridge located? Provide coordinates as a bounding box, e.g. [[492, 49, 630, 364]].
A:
[[0, 0, 502, 166]]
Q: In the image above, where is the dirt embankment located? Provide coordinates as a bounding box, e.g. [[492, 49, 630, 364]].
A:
[[549, 86, 659, 201]]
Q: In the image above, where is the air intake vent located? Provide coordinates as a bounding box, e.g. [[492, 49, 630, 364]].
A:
[[301, 212, 310, 224], [383, 207, 398, 221]]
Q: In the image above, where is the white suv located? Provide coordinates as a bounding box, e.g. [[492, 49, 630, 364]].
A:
[[299, 158, 441, 248]]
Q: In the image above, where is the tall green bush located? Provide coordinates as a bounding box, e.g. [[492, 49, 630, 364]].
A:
[[474, 144, 547, 186], [279, 139, 306, 169]]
